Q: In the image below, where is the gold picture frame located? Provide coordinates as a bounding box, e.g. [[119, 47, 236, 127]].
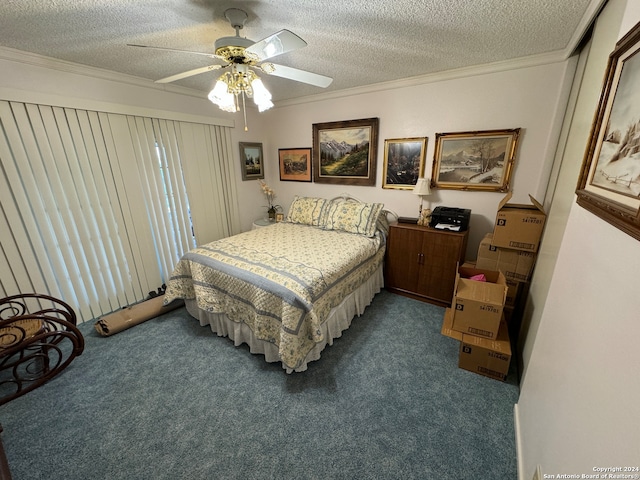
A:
[[576, 20, 640, 242], [382, 137, 427, 190], [312, 118, 379, 186], [431, 129, 520, 192]]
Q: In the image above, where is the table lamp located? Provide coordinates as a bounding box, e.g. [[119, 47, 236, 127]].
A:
[[412, 178, 432, 225]]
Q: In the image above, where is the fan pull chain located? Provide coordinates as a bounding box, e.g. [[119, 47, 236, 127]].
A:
[[241, 90, 248, 131]]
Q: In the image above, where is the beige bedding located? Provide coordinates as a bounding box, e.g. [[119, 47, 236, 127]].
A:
[[163, 222, 386, 370]]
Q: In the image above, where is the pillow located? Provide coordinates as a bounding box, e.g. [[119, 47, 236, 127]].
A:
[[286, 196, 328, 226], [376, 210, 390, 236], [322, 201, 384, 237]]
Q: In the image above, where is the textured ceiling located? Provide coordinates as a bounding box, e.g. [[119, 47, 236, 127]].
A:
[[0, 0, 603, 103]]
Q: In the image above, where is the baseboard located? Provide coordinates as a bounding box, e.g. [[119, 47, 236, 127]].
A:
[[514, 403, 525, 480]]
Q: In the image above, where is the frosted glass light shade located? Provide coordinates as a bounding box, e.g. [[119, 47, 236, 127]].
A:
[[251, 78, 274, 112], [208, 81, 236, 112]]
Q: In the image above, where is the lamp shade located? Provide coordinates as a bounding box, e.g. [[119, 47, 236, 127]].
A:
[[208, 80, 236, 112], [412, 178, 431, 196], [251, 78, 274, 112]]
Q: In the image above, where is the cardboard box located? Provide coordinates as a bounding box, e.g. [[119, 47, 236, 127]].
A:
[[451, 266, 508, 339], [441, 307, 463, 341], [476, 233, 537, 282], [492, 192, 546, 252], [504, 278, 521, 307], [459, 320, 511, 381]]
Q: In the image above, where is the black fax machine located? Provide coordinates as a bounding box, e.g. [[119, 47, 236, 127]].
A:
[[429, 206, 471, 231]]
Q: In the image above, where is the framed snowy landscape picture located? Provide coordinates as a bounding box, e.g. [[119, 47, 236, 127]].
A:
[[577, 20, 640, 241], [312, 118, 379, 186], [431, 128, 520, 192]]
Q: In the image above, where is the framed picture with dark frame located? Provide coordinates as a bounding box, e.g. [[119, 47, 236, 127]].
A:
[[576, 20, 640, 242], [239, 142, 264, 180], [312, 117, 379, 186], [382, 137, 428, 190], [431, 128, 520, 192], [278, 148, 312, 182]]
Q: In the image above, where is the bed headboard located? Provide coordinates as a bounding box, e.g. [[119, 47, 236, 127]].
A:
[[329, 193, 363, 204]]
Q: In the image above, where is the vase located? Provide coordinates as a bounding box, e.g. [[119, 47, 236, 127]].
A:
[[268, 206, 276, 221]]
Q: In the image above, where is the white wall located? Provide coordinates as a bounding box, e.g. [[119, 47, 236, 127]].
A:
[[516, 0, 640, 477]]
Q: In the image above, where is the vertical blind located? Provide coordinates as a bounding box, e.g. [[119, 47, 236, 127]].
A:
[[0, 100, 240, 322]]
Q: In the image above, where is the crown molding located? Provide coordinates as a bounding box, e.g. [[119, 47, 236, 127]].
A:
[[565, 0, 608, 55], [276, 49, 572, 108], [0, 45, 205, 100]]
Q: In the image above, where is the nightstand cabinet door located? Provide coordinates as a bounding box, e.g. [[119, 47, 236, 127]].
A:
[[385, 224, 468, 306], [385, 226, 424, 293]]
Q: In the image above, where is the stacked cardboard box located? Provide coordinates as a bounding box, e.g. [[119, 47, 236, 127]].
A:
[[459, 320, 512, 381], [439, 194, 546, 382], [441, 265, 511, 381], [450, 265, 507, 339], [476, 233, 535, 307], [491, 192, 546, 253], [476, 193, 546, 337]]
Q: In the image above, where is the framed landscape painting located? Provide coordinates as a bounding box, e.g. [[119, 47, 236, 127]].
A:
[[382, 137, 427, 190], [312, 118, 379, 186], [576, 20, 640, 242], [239, 142, 264, 180], [278, 148, 312, 182], [431, 128, 520, 192]]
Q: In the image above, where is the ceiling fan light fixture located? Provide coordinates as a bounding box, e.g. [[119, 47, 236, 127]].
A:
[[208, 67, 273, 114], [134, 8, 333, 115], [208, 80, 236, 112], [251, 78, 273, 112], [255, 97, 274, 113]]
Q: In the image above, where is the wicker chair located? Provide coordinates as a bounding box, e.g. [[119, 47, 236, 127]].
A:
[[0, 293, 84, 406]]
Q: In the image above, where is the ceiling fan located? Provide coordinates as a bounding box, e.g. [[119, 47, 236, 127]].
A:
[[128, 8, 332, 123]]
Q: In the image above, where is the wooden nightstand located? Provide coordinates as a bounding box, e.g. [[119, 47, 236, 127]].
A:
[[385, 223, 468, 307]]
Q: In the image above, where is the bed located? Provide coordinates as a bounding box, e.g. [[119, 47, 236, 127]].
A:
[[163, 195, 390, 372]]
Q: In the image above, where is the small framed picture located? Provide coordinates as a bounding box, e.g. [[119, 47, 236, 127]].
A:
[[279, 148, 312, 182], [275, 212, 284, 222], [382, 137, 427, 190], [239, 142, 264, 180]]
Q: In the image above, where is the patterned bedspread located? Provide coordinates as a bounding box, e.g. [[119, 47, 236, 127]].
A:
[[163, 222, 385, 370]]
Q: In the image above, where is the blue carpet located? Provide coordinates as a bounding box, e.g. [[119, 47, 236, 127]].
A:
[[0, 290, 519, 479]]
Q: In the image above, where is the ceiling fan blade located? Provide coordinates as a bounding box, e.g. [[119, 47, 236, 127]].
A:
[[127, 43, 219, 59], [155, 64, 224, 84], [264, 63, 333, 88], [245, 30, 307, 61]]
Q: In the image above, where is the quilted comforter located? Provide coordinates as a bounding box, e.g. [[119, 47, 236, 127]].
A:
[[163, 222, 385, 370]]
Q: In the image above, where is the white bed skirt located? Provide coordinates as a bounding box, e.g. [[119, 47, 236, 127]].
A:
[[185, 265, 384, 373]]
